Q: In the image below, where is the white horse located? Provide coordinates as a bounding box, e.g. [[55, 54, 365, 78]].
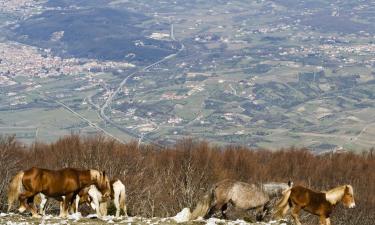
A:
[[38, 178, 127, 218]]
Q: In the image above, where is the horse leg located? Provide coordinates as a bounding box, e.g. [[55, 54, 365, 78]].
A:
[[319, 216, 331, 225], [72, 195, 80, 214], [280, 202, 290, 218], [212, 201, 226, 219], [19, 191, 39, 217], [255, 205, 265, 221], [39, 194, 48, 215], [59, 197, 65, 217], [205, 206, 215, 219], [114, 188, 120, 218], [220, 203, 228, 219], [100, 201, 108, 217], [319, 216, 325, 225], [256, 201, 271, 221], [26, 194, 40, 218], [290, 205, 302, 225], [90, 190, 102, 218], [61, 193, 74, 218]]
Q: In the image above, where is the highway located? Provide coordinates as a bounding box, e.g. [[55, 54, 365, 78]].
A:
[[98, 23, 185, 145]]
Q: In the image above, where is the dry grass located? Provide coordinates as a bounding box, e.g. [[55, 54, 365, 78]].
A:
[[0, 135, 374, 224]]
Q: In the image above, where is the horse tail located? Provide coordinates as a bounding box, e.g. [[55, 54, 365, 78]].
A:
[[190, 188, 215, 220], [7, 171, 24, 212], [273, 181, 293, 219], [119, 183, 127, 216]]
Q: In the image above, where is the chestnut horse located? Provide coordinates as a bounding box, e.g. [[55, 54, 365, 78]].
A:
[[274, 184, 355, 225], [190, 179, 271, 221], [7, 167, 111, 218]]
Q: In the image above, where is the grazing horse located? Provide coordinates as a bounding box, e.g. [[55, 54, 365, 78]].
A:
[[93, 178, 128, 218], [190, 179, 271, 221], [39, 178, 127, 218], [274, 184, 356, 225], [7, 167, 111, 218]]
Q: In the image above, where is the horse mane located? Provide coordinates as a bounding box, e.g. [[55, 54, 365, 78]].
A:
[[346, 185, 354, 195], [90, 169, 103, 181], [324, 185, 349, 205]]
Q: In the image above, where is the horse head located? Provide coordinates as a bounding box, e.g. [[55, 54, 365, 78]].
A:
[[90, 170, 111, 200], [342, 185, 355, 208]]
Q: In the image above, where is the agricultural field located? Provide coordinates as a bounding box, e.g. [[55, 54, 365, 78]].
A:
[[1, 0, 375, 152]]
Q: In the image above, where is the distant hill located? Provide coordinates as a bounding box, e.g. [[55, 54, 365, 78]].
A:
[[10, 7, 178, 63]]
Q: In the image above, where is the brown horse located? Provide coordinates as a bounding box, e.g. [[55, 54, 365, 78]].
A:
[[190, 179, 271, 221], [274, 184, 356, 225], [7, 167, 111, 218]]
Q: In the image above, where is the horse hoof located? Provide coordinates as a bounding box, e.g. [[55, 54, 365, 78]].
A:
[[32, 214, 42, 218], [18, 206, 26, 213]]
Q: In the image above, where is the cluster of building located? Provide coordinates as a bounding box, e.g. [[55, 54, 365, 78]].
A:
[[0, 42, 136, 83], [0, 0, 44, 18], [0, 42, 82, 79]]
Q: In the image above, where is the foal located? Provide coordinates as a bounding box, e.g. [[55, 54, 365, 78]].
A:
[[275, 184, 356, 225]]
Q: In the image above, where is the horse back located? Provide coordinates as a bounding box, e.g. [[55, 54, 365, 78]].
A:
[[22, 167, 89, 197], [214, 180, 269, 210], [290, 186, 332, 216]]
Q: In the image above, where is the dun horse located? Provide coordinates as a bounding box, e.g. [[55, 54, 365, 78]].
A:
[[7, 167, 111, 218], [274, 183, 356, 225], [38, 178, 127, 218], [190, 179, 271, 221]]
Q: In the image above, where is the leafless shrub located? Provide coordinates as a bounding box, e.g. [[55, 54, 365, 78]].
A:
[[0, 135, 373, 224]]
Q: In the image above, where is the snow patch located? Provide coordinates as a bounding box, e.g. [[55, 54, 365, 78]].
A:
[[173, 208, 191, 223], [67, 212, 82, 221]]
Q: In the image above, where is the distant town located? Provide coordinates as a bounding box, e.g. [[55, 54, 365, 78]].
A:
[[1, 0, 375, 152]]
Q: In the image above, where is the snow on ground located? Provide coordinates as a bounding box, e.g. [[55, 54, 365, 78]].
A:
[[172, 208, 191, 223], [203, 218, 287, 225], [0, 212, 290, 225]]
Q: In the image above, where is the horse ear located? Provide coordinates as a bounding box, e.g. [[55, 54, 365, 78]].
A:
[[103, 170, 106, 177], [345, 185, 351, 193]]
